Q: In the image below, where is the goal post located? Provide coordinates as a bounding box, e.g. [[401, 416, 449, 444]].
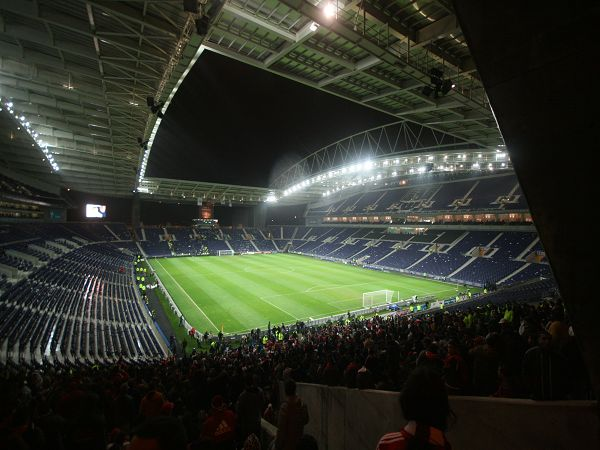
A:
[[218, 249, 234, 256], [362, 290, 396, 308]]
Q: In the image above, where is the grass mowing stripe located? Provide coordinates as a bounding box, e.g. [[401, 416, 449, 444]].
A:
[[165, 258, 255, 332], [151, 254, 478, 334], [154, 259, 220, 332], [231, 256, 356, 317], [196, 257, 302, 328], [197, 257, 300, 321]]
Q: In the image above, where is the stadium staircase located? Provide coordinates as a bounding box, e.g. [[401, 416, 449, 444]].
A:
[[516, 236, 540, 260], [167, 240, 176, 256], [498, 262, 532, 284], [404, 251, 432, 271]]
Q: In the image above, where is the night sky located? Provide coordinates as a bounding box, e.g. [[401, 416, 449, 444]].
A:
[[146, 51, 393, 187]]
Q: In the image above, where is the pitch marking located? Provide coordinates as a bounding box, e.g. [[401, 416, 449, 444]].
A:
[[154, 260, 220, 332]]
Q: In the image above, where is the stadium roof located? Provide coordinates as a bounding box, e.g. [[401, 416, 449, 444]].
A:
[[138, 176, 276, 205], [137, 121, 510, 206], [0, 0, 503, 201], [0, 0, 196, 195]]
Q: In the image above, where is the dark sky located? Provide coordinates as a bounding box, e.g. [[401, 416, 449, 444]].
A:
[[146, 51, 393, 187]]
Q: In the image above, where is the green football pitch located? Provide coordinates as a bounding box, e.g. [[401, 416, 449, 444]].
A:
[[149, 253, 469, 335]]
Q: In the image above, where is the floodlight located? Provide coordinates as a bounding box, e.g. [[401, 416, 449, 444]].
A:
[[323, 2, 336, 18]]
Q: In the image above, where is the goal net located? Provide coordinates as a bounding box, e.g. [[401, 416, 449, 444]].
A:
[[362, 290, 395, 308], [218, 249, 234, 256]]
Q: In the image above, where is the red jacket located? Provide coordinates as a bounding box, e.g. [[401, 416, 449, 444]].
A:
[[377, 422, 451, 450], [202, 409, 236, 443]]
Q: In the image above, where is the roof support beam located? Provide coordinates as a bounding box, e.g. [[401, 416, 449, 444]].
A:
[[222, 3, 296, 42], [318, 54, 380, 87], [264, 20, 314, 67], [395, 97, 462, 115], [414, 14, 460, 46], [0, 0, 168, 61], [82, 0, 179, 38], [361, 78, 422, 102]]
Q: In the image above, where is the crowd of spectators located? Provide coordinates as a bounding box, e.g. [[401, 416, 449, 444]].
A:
[[0, 296, 591, 449]]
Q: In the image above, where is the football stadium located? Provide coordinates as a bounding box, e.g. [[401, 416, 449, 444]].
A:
[[0, 1, 594, 449]]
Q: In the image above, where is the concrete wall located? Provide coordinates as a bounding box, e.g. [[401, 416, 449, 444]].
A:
[[295, 383, 598, 450]]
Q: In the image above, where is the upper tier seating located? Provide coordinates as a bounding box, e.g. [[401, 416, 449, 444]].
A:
[[0, 222, 132, 245], [307, 172, 528, 218]]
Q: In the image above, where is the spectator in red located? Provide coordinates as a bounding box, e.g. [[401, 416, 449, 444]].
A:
[[274, 379, 309, 450], [376, 368, 453, 450], [443, 339, 468, 394], [139, 390, 165, 420], [416, 339, 443, 374], [201, 395, 236, 450]]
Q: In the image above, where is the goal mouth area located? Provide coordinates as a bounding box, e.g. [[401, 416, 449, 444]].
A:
[[217, 250, 235, 256], [362, 289, 396, 308]]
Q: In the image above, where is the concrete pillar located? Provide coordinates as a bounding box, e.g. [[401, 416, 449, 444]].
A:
[[453, 0, 598, 400]]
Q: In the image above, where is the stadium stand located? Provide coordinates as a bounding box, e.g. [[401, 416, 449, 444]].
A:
[[0, 180, 583, 450], [0, 224, 166, 365], [306, 172, 528, 219], [0, 174, 66, 222], [0, 275, 591, 450], [264, 226, 551, 287], [130, 220, 553, 289]]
